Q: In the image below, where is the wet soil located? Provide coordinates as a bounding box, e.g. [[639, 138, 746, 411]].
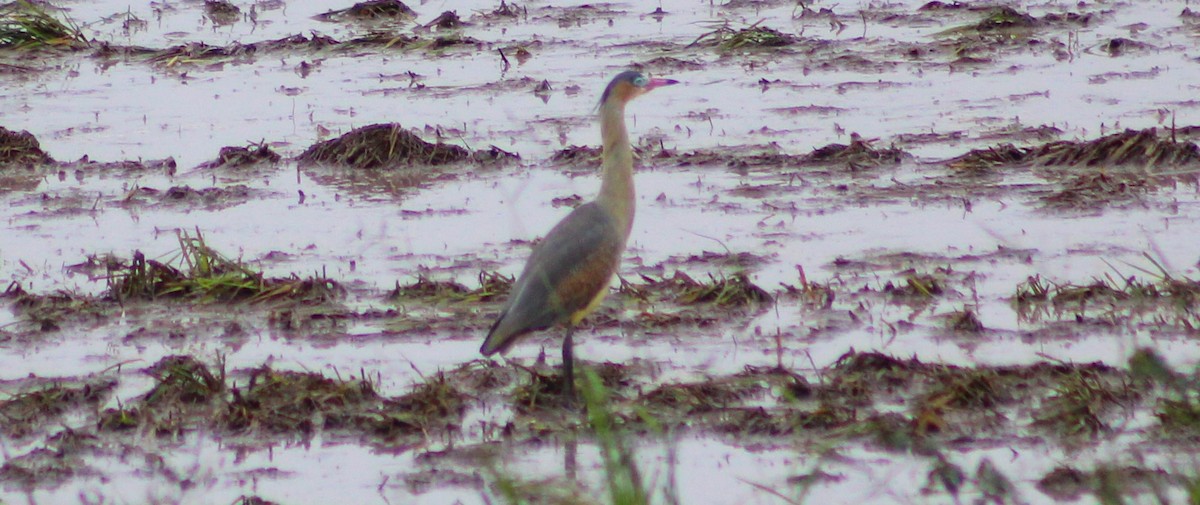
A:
[[2, 0, 1200, 504]]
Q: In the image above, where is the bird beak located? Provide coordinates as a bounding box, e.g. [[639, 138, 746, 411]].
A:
[[646, 78, 679, 90]]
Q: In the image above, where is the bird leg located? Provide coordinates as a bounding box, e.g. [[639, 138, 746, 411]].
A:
[[562, 326, 576, 402]]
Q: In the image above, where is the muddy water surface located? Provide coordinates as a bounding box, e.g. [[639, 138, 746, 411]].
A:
[[2, 0, 1200, 504]]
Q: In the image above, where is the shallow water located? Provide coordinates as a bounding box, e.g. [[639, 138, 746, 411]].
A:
[[3, 0, 1200, 503]]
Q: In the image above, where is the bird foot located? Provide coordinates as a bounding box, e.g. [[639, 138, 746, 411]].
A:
[[560, 375, 579, 406]]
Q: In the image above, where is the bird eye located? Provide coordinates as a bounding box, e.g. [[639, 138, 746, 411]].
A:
[[632, 75, 648, 87]]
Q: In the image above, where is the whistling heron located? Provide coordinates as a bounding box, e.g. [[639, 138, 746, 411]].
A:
[[480, 71, 677, 397]]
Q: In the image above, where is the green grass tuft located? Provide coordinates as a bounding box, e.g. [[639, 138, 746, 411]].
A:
[[0, 1, 86, 50]]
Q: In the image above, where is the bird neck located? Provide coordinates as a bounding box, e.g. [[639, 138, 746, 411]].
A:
[[596, 100, 635, 237]]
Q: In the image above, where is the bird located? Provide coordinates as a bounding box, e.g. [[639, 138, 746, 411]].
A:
[[480, 70, 677, 399]]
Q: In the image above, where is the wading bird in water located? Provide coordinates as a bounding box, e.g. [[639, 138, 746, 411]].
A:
[[480, 71, 678, 399]]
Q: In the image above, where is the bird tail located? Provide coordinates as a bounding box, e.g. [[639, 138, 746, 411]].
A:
[[480, 311, 518, 356]]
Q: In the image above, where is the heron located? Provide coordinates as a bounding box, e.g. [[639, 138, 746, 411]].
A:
[[480, 70, 678, 399]]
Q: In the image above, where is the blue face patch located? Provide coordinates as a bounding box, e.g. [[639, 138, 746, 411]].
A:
[[600, 70, 650, 106]]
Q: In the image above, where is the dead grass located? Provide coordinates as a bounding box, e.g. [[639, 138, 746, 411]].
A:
[[1130, 349, 1200, 434], [298, 123, 492, 169], [807, 135, 909, 169], [389, 271, 513, 304], [946, 144, 1028, 171], [314, 0, 417, 22], [222, 366, 379, 434], [1013, 261, 1200, 327], [145, 32, 422, 68], [0, 379, 115, 438], [1041, 172, 1150, 209], [1032, 364, 1133, 437], [623, 271, 773, 307], [0, 126, 53, 165], [1031, 129, 1200, 168], [198, 142, 281, 170], [143, 355, 225, 406], [971, 7, 1038, 32], [374, 373, 467, 438], [884, 273, 946, 298], [688, 20, 798, 50], [6, 285, 108, 331], [950, 128, 1200, 173]]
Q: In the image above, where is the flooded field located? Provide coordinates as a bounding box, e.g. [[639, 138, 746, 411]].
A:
[[2, 0, 1199, 503]]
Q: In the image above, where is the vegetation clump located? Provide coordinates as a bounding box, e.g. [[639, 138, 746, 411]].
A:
[[105, 230, 342, 304], [299, 123, 505, 169], [389, 271, 512, 303], [550, 144, 603, 165], [1013, 262, 1200, 327], [143, 355, 225, 406], [0, 379, 115, 437], [1041, 172, 1149, 208], [950, 128, 1200, 171], [0, 126, 53, 165], [689, 20, 797, 50], [6, 285, 107, 331], [222, 367, 380, 434], [807, 135, 909, 168], [375, 373, 467, 437], [1029, 128, 1200, 168], [625, 271, 772, 307], [1130, 349, 1200, 433], [884, 273, 945, 298], [948, 144, 1029, 170], [0, 0, 86, 50], [204, 0, 240, 25], [1031, 365, 1133, 437], [971, 7, 1038, 32], [199, 142, 281, 170], [315, 0, 417, 22]]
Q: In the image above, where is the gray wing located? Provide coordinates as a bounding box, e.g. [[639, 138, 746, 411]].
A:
[[481, 202, 624, 355]]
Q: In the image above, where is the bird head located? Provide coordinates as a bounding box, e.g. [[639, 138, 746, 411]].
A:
[[599, 70, 678, 108]]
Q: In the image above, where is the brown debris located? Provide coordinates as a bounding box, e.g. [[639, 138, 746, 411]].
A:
[[625, 271, 773, 307], [143, 355, 225, 407], [550, 144, 602, 165], [1029, 128, 1200, 168], [972, 7, 1038, 32], [1101, 37, 1154, 57], [315, 0, 417, 21], [808, 135, 909, 168], [949, 128, 1200, 172], [1041, 172, 1149, 209], [0, 126, 53, 166], [0, 379, 116, 438], [688, 21, 798, 51], [424, 11, 467, 31], [298, 123, 511, 169], [946, 143, 1027, 171], [222, 367, 377, 434], [198, 143, 282, 170], [948, 308, 985, 333], [204, 0, 241, 25]]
